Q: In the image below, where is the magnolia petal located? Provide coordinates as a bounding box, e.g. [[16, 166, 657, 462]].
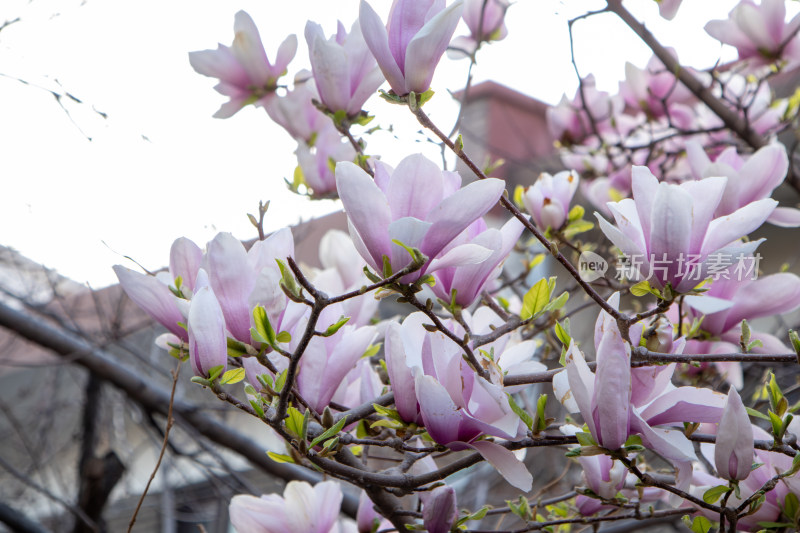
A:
[[188, 287, 228, 378], [114, 265, 187, 340], [768, 206, 800, 228], [466, 440, 533, 492], [421, 177, 504, 259], [639, 386, 726, 426], [336, 161, 393, 270], [715, 387, 754, 481], [702, 198, 777, 254], [415, 372, 462, 445], [359, 0, 406, 94], [403, 0, 465, 93]]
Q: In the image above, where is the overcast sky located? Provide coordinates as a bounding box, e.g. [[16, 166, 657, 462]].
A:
[[0, 0, 750, 287]]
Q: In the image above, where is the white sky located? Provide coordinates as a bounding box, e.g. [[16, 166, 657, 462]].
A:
[[0, 0, 753, 287]]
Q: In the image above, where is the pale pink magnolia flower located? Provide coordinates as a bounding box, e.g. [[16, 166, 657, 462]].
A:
[[575, 455, 626, 515], [656, 0, 683, 20], [360, 0, 464, 95], [295, 129, 357, 196], [189, 11, 297, 118], [715, 386, 754, 481], [311, 230, 379, 327], [384, 312, 533, 491], [523, 170, 580, 231], [691, 425, 795, 531], [546, 75, 625, 145], [335, 154, 504, 282], [305, 19, 385, 116], [114, 265, 187, 341], [555, 293, 726, 490], [264, 79, 331, 144], [431, 217, 524, 308], [293, 303, 377, 413], [421, 485, 458, 533], [229, 480, 344, 533], [686, 141, 800, 227], [448, 0, 510, 58], [596, 166, 776, 293], [618, 49, 693, 118], [705, 0, 800, 69], [187, 287, 228, 378]]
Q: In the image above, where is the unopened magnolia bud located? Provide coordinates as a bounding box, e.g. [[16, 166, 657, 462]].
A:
[[322, 406, 335, 429]]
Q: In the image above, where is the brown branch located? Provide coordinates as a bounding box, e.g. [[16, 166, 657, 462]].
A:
[[127, 360, 180, 532]]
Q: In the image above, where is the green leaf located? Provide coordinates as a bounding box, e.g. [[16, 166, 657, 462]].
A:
[[382, 254, 393, 278], [567, 204, 585, 223], [267, 452, 295, 464], [227, 337, 250, 358], [508, 393, 533, 430], [562, 219, 594, 238], [682, 515, 712, 533], [310, 416, 348, 448], [276, 331, 292, 344], [417, 88, 435, 106], [746, 406, 771, 421], [276, 259, 302, 299], [631, 280, 654, 297], [274, 369, 288, 393], [362, 343, 381, 359], [207, 365, 224, 382], [535, 394, 548, 432], [253, 305, 276, 346], [575, 432, 597, 447], [703, 484, 730, 504], [513, 185, 525, 208], [286, 407, 306, 440], [543, 291, 569, 313], [784, 492, 800, 520], [220, 367, 246, 385], [322, 316, 350, 337], [373, 404, 404, 422], [521, 278, 551, 321], [554, 319, 571, 346]]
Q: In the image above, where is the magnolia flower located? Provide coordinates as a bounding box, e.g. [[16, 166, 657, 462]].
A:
[[295, 129, 356, 196], [189, 11, 297, 118], [356, 491, 391, 533], [431, 217, 524, 308], [618, 50, 692, 118], [448, 0, 510, 58], [596, 166, 776, 293], [555, 294, 726, 489], [305, 19, 385, 116], [686, 141, 800, 227], [311, 230, 379, 327], [229, 480, 343, 533], [705, 0, 800, 68], [265, 80, 331, 144], [360, 0, 464, 95], [715, 387, 754, 481], [169, 237, 203, 293], [188, 287, 228, 378], [205, 230, 298, 345], [523, 170, 580, 230], [575, 455, 626, 515], [422, 486, 458, 533], [656, 0, 683, 20], [335, 154, 504, 282], [691, 425, 795, 530], [546, 75, 624, 145], [114, 265, 187, 341], [384, 313, 532, 491], [294, 304, 377, 413]]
